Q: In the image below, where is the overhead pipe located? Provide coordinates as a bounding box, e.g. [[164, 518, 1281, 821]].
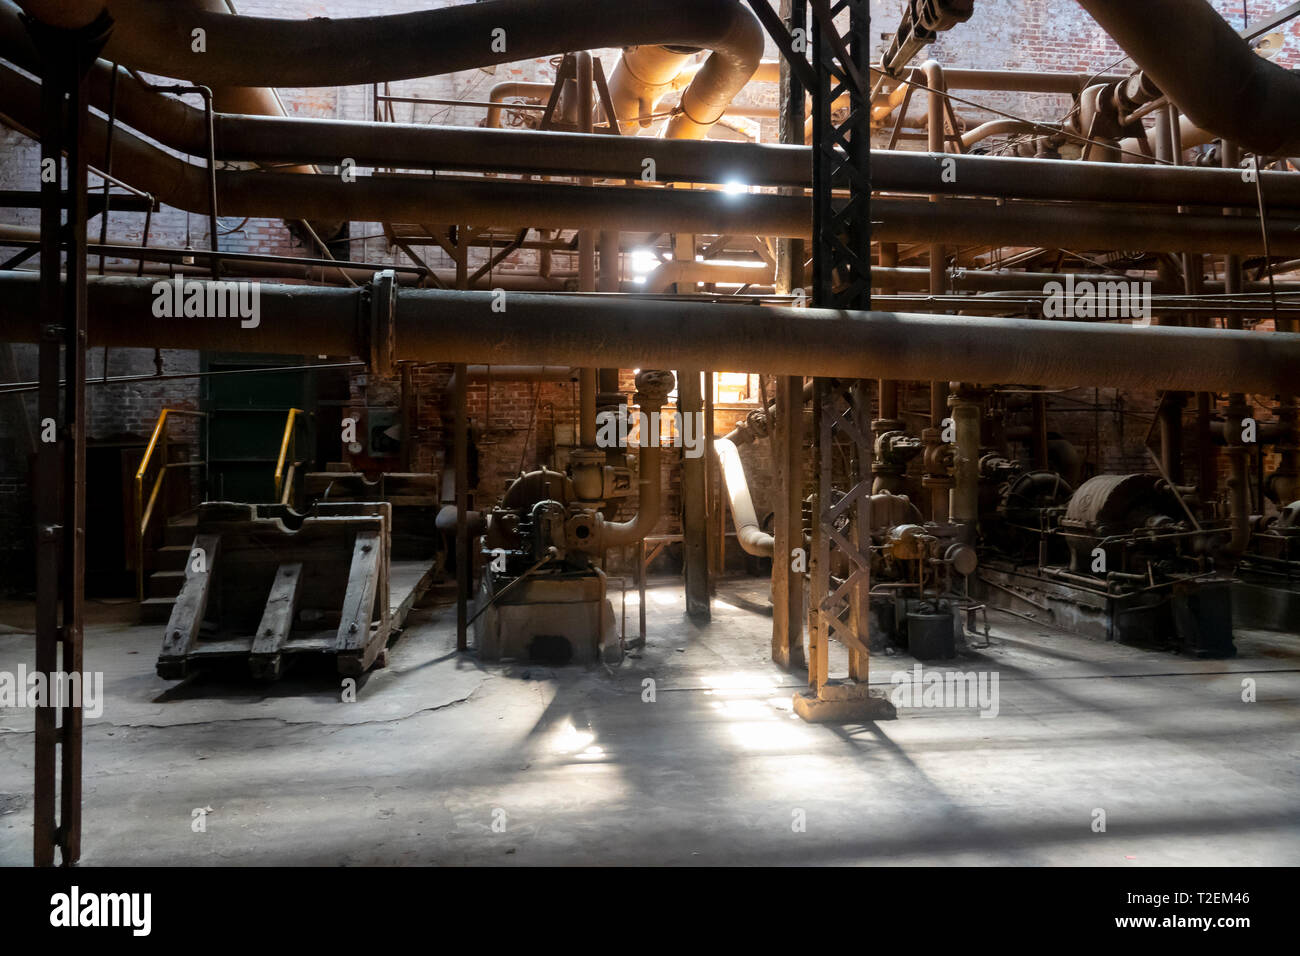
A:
[[642, 260, 773, 292], [10, 44, 1300, 210], [14, 67, 1300, 253], [715, 437, 774, 557], [16, 0, 766, 104], [15, 0, 763, 139], [3, 274, 1299, 395], [15, 79, 1300, 254], [1075, 0, 1300, 156]]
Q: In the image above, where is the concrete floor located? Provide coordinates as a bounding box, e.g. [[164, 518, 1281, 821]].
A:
[[1, 579, 1298, 866]]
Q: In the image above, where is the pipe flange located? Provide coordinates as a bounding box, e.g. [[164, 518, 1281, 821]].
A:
[[368, 268, 397, 377]]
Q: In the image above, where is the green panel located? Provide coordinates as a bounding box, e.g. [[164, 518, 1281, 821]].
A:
[[201, 354, 317, 504]]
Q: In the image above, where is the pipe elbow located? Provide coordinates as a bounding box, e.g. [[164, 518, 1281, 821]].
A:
[[715, 437, 774, 558], [665, 3, 765, 139]]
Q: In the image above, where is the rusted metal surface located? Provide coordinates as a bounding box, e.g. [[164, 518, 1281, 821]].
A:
[[3, 274, 1300, 393], [26, 7, 110, 868]]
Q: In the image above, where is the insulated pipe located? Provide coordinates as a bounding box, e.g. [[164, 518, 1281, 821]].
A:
[[924, 61, 950, 503], [4, 274, 1299, 394], [11, 48, 1300, 208], [949, 390, 981, 535], [608, 45, 695, 132], [485, 81, 551, 128], [1075, 0, 1300, 156], [643, 260, 773, 292], [601, 371, 675, 548], [714, 437, 774, 557], [25, 0, 766, 102], [17, 70, 1300, 253]]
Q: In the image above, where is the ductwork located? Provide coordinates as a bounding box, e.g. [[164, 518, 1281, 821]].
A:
[[1075, 0, 1300, 156], [2, 274, 1298, 395], [715, 437, 774, 557]]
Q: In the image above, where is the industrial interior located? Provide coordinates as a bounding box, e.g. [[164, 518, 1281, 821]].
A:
[[1, 0, 1299, 868]]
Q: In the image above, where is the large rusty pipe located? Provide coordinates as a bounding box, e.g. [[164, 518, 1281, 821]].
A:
[[1075, 0, 1300, 156], [10, 53, 1300, 210], [3, 274, 1298, 395], [18, 0, 761, 92]]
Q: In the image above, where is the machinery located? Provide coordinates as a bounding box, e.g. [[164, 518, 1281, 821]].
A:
[[472, 370, 675, 665]]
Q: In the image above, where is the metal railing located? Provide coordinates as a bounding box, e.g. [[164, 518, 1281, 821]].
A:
[[273, 408, 306, 505], [135, 408, 207, 602]]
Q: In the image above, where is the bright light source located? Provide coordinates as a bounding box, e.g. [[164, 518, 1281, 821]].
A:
[[723, 180, 750, 195], [630, 248, 659, 284]]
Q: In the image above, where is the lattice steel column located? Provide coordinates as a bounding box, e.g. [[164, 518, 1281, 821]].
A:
[[26, 9, 113, 866], [799, 0, 894, 720]]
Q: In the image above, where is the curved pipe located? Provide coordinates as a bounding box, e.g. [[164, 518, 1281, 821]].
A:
[[17, 0, 766, 142], [485, 81, 551, 129], [1076, 0, 1300, 156], [607, 5, 763, 139], [715, 437, 774, 557], [20, 0, 767, 108], [601, 385, 672, 548]]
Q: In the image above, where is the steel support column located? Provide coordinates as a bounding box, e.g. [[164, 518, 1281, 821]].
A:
[[769, 0, 808, 671], [798, 0, 890, 719], [26, 8, 112, 867]]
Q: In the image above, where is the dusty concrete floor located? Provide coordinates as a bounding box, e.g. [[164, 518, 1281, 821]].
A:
[[1, 579, 1298, 866]]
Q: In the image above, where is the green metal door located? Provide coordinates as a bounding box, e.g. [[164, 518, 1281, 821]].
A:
[[202, 354, 316, 504]]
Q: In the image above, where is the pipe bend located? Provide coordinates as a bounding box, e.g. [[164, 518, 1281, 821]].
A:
[[715, 437, 774, 557], [33, 0, 765, 92], [1076, 0, 1300, 156]]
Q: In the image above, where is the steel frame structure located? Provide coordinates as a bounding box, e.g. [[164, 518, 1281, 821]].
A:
[[25, 8, 113, 867]]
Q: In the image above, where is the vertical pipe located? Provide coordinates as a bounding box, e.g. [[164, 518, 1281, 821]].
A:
[[950, 386, 981, 536], [772, 374, 805, 668], [576, 54, 598, 451], [877, 242, 900, 421], [454, 362, 469, 651], [772, 0, 807, 670], [680, 367, 710, 619], [1220, 140, 1251, 553]]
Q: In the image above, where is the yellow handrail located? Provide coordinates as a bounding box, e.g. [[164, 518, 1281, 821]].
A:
[[273, 408, 305, 505], [135, 408, 206, 602]]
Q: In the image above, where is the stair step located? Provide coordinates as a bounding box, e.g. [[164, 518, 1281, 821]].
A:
[[139, 597, 177, 624], [154, 545, 192, 572], [164, 522, 197, 548], [148, 569, 186, 599]]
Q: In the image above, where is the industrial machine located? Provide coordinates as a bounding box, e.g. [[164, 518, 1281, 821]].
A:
[[472, 370, 675, 665]]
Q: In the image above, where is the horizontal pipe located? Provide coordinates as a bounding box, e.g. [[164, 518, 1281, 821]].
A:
[[2, 274, 1297, 394], [4, 42, 1283, 211]]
